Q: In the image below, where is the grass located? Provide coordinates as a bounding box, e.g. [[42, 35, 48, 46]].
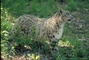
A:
[[1, 0, 89, 60], [58, 36, 89, 60]]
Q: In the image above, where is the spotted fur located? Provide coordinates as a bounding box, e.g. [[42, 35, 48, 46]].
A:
[[8, 9, 73, 54]]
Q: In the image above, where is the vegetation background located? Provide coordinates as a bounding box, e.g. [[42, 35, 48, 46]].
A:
[[1, 0, 89, 60]]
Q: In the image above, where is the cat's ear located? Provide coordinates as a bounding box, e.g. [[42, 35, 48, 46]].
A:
[[59, 9, 63, 14]]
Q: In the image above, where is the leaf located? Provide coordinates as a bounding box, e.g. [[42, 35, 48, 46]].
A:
[[36, 55, 40, 60]]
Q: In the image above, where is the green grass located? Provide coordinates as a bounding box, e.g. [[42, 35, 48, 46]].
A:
[[1, 0, 89, 60], [58, 36, 89, 60]]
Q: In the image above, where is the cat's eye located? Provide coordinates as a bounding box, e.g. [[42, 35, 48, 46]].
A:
[[67, 12, 69, 15]]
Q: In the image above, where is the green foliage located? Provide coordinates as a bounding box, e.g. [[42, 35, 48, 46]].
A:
[[1, 0, 89, 60], [1, 7, 15, 31], [2, 0, 29, 17], [1, 0, 57, 17], [58, 35, 89, 60], [28, 0, 57, 17], [64, 0, 77, 11], [29, 54, 40, 60], [1, 39, 8, 56]]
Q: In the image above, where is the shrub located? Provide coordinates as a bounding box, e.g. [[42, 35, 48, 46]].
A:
[[29, 0, 57, 17], [65, 0, 77, 11]]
